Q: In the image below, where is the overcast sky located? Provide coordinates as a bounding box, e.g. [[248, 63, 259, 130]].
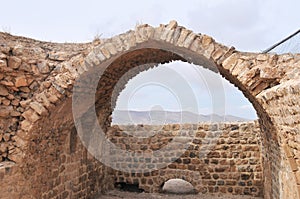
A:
[[1, 0, 299, 119]]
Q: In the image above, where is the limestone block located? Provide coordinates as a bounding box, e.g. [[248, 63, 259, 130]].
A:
[[222, 53, 239, 70], [183, 33, 197, 48], [278, 54, 294, 63], [19, 62, 32, 72], [61, 62, 79, 77], [14, 76, 29, 87], [246, 67, 260, 80], [162, 179, 196, 194], [12, 45, 25, 56], [19, 99, 32, 108], [160, 28, 175, 42], [144, 26, 155, 39], [22, 109, 40, 123], [252, 81, 271, 96], [259, 66, 279, 80], [7, 148, 23, 163], [31, 64, 40, 75], [0, 105, 13, 117], [10, 110, 21, 117], [48, 52, 68, 61], [153, 25, 164, 40], [104, 43, 118, 55], [259, 89, 277, 102], [173, 136, 192, 144], [201, 34, 213, 46], [100, 47, 111, 59], [122, 31, 137, 50], [0, 142, 8, 153], [3, 133, 10, 142], [54, 73, 73, 89], [36, 92, 51, 108], [47, 87, 61, 102], [8, 56, 22, 69], [111, 35, 125, 52], [135, 26, 150, 43], [202, 43, 215, 60], [29, 101, 48, 116], [256, 54, 269, 61], [85, 52, 100, 66], [1, 98, 10, 106], [231, 60, 251, 76], [189, 37, 201, 52], [93, 47, 107, 62], [37, 61, 50, 74], [176, 28, 191, 47], [172, 26, 183, 44], [76, 62, 88, 74], [20, 120, 32, 132], [166, 20, 178, 30], [212, 47, 226, 61], [0, 85, 9, 96]]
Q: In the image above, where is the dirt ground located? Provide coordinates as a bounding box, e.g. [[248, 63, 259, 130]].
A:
[[96, 190, 263, 199]]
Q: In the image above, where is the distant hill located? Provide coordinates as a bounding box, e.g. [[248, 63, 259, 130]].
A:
[[112, 110, 251, 124]]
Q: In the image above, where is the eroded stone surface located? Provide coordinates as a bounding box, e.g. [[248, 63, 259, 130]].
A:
[[162, 179, 197, 194], [112, 122, 263, 196]]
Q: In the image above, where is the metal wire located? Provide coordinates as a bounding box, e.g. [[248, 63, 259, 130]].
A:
[[263, 29, 300, 54]]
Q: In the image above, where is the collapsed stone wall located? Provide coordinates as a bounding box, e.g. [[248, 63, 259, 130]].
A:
[[108, 121, 263, 197]]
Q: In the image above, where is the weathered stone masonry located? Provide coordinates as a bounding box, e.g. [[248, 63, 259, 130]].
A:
[[1, 21, 300, 198], [110, 121, 263, 196]]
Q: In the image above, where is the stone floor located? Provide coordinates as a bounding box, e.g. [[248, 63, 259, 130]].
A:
[[97, 190, 263, 199]]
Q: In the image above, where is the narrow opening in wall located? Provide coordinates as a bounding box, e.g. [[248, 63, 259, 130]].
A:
[[161, 179, 196, 194], [69, 127, 77, 154], [115, 182, 144, 193]]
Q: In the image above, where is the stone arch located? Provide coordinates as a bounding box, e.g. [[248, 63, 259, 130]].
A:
[[7, 21, 300, 199], [78, 21, 279, 198]]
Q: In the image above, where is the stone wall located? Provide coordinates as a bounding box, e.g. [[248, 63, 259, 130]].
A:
[[0, 32, 95, 162], [109, 121, 263, 197], [1, 113, 114, 198], [257, 80, 300, 198]]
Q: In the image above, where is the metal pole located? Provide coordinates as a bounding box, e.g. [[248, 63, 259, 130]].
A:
[[263, 29, 300, 53]]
